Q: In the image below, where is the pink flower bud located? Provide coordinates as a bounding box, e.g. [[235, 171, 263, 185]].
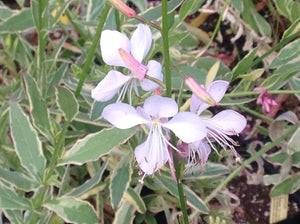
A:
[[185, 77, 216, 106], [118, 48, 148, 80], [108, 0, 136, 18]]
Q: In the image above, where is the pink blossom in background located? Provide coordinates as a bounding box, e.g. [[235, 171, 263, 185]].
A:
[[253, 87, 278, 113]]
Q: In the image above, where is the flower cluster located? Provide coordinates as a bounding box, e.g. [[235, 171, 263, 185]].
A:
[[91, 24, 247, 182]]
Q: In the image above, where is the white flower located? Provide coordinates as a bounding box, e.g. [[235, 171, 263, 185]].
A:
[[102, 95, 207, 181], [189, 80, 247, 163], [91, 24, 163, 103]]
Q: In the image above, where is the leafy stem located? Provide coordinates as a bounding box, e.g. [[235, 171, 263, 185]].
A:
[[75, 3, 111, 98], [204, 124, 298, 203]]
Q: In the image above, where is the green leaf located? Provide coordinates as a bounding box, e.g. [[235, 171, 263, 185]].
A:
[[271, 174, 300, 196], [231, 0, 244, 12], [242, 0, 271, 37], [292, 151, 300, 167], [43, 197, 99, 224], [261, 63, 300, 89], [232, 49, 257, 79], [55, 86, 79, 122], [205, 61, 220, 87], [0, 166, 39, 191], [288, 126, 300, 153], [155, 172, 209, 213], [66, 161, 108, 197], [113, 197, 135, 224], [0, 8, 34, 33], [289, 75, 300, 100], [282, 17, 300, 40], [23, 72, 53, 141], [10, 102, 46, 180], [267, 152, 289, 164], [47, 64, 68, 97], [125, 186, 146, 213], [179, 0, 205, 21], [1, 210, 24, 224], [238, 68, 264, 81], [0, 6, 15, 20], [0, 181, 32, 210], [110, 152, 133, 209], [183, 163, 229, 180], [59, 127, 135, 165], [270, 38, 300, 68]]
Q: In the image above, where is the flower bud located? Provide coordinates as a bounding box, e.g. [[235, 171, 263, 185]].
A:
[[118, 48, 148, 80], [108, 0, 136, 18], [185, 77, 216, 106]]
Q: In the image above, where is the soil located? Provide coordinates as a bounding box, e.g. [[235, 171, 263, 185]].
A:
[[229, 175, 299, 224]]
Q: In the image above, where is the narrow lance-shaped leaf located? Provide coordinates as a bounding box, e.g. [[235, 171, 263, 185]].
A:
[[124, 186, 146, 213], [66, 160, 108, 197], [55, 86, 79, 122], [0, 8, 34, 33], [10, 102, 46, 180], [0, 181, 32, 210], [113, 198, 135, 224], [43, 197, 99, 224], [23, 72, 53, 141], [155, 171, 209, 213], [271, 174, 300, 197], [110, 152, 133, 209], [0, 166, 39, 191], [58, 127, 136, 165]]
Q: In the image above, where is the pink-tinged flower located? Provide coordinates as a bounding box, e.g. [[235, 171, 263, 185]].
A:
[[102, 95, 207, 182], [253, 87, 278, 113], [91, 24, 163, 102], [189, 80, 247, 162], [108, 0, 136, 18], [177, 140, 211, 167], [185, 77, 216, 106]]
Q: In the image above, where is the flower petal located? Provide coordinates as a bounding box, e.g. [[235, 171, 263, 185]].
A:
[[102, 103, 149, 129], [207, 80, 229, 103], [135, 131, 170, 175], [100, 30, 130, 67], [143, 95, 178, 118], [130, 24, 152, 62], [163, 112, 207, 143], [191, 80, 229, 114], [194, 140, 211, 164], [91, 70, 131, 102], [140, 60, 163, 91], [206, 109, 247, 135]]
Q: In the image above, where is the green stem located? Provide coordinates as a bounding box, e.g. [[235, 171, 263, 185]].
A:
[[45, 121, 69, 181], [75, 3, 111, 98], [134, 15, 161, 31], [173, 150, 189, 224], [249, 30, 300, 69], [161, 0, 172, 97], [236, 104, 274, 122], [204, 125, 298, 204], [65, 10, 88, 41], [225, 90, 300, 97], [36, 3, 47, 97]]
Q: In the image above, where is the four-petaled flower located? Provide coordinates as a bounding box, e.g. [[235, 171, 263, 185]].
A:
[[187, 80, 247, 163], [102, 95, 207, 181], [91, 24, 163, 103]]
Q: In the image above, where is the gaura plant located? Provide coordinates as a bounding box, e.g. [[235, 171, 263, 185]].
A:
[[1, 0, 300, 223]]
